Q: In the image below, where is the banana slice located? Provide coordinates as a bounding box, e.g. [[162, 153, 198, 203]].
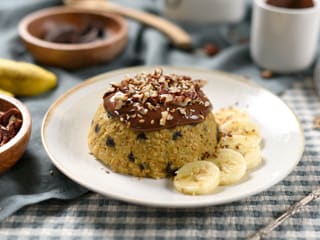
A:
[[218, 134, 258, 149], [214, 108, 249, 125], [218, 134, 262, 170], [219, 119, 261, 144], [173, 161, 220, 195], [210, 149, 246, 185], [243, 145, 262, 170]]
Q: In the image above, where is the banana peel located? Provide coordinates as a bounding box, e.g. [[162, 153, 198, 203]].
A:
[[0, 59, 57, 96]]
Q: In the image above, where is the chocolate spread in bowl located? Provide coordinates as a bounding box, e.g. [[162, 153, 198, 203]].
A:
[[0, 108, 22, 147], [103, 69, 212, 131], [266, 0, 314, 8], [42, 20, 107, 44]]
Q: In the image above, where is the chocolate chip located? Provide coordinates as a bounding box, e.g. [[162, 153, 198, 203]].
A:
[[95, 123, 100, 133], [106, 136, 115, 147], [139, 163, 145, 170], [166, 162, 177, 176], [128, 152, 135, 162], [107, 111, 115, 119], [172, 131, 183, 140], [136, 132, 147, 140], [201, 152, 210, 159]]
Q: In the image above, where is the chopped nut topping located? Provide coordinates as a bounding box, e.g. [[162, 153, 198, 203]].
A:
[[194, 80, 207, 88], [110, 82, 121, 88], [177, 107, 187, 116], [160, 111, 169, 126], [146, 102, 156, 110], [111, 92, 128, 110], [167, 113, 174, 121], [160, 94, 174, 103], [103, 69, 213, 131], [104, 87, 115, 94]]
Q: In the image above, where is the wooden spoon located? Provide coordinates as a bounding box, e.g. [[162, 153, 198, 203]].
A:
[[64, 0, 192, 49]]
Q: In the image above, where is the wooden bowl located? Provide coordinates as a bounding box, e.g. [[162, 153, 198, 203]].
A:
[[0, 95, 32, 175], [18, 7, 128, 70]]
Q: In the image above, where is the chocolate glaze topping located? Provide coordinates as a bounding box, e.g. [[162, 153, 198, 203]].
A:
[[103, 69, 212, 131]]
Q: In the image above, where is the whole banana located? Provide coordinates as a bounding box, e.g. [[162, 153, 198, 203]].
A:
[[0, 88, 14, 96], [0, 59, 57, 96]]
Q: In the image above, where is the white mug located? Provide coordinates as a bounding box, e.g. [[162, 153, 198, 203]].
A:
[[250, 0, 320, 73], [164, 0, 246, 23]]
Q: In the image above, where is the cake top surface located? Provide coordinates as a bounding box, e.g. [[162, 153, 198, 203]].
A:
[[103, 69, 213, 131]]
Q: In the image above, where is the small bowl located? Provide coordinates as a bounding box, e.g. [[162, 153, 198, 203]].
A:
[[164, 0, 246, 23], [18, 7, 128, 70], [0, 95, 32, 175]]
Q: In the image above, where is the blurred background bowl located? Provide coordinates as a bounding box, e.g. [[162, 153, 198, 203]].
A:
[[18, 7, 128, 70], [164, 0, 247, 23], [0, 95, 32, 175]]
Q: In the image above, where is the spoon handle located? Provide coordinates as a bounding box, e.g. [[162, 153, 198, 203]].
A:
[[248, 189, 320, 240], [65, 0, 192, 50]]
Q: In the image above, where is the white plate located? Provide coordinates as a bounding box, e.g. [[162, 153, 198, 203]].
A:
[[42, 66, 304, 207]]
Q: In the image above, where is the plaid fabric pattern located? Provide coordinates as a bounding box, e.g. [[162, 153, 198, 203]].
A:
[[0, 78, 320, 240]]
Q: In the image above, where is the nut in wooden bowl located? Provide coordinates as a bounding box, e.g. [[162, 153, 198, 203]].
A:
[[0, 95, 32, 175]]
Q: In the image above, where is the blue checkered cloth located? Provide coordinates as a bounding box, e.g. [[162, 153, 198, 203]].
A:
[[0, 78, 320, 239]]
